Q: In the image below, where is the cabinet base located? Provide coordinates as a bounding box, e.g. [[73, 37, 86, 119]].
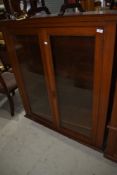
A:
[[104, 154, 117, 163]]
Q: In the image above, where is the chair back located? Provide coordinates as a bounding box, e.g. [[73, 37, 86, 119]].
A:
[[28, 0, 51, 16], [0, 44, 11, 71], [3, 0, 27, 18]]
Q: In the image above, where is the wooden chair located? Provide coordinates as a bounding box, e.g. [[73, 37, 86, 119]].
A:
[[0, 71, 17, 116], [28, 0, 51, 16], [3, 0, 51, 18], [0, 36, 17, 116], [3, 0, 27, 18], [59, 0, 84, 16], [110, 0, 117, 9]]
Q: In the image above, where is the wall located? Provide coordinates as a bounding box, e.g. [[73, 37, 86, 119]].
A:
[[44, 0, 63, 14]]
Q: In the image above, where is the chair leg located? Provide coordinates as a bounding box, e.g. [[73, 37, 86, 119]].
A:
[[59, 5, 66, 16], [7, 94, 14, 116]]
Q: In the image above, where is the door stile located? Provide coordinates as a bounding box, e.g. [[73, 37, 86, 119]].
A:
[[38, 29, 60, 128], [91, 29, 104, 145], [95, 23, 117, 148]]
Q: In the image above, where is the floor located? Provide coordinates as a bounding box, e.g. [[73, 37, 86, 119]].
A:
[[0, 91, 117, 175]]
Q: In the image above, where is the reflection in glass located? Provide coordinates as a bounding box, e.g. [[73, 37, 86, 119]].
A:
[[13, 35, 52, 121], [51, 36, 95, 136]]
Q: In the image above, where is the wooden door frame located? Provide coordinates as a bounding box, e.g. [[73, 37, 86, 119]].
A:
[[41, 27, 104, 146]]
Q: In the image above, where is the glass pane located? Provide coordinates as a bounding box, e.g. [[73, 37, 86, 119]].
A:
[[51, 36, 95, 136], [13, 35, 52, 121]]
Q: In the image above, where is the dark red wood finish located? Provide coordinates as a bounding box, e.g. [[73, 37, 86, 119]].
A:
[[0, 12, 117, 153]]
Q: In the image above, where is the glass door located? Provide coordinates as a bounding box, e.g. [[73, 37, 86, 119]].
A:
[[12, 33, 53, 122], [44, 27, 103, 142]]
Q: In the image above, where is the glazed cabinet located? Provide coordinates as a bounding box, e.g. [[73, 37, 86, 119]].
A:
[[1, 14, 116, 150]]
